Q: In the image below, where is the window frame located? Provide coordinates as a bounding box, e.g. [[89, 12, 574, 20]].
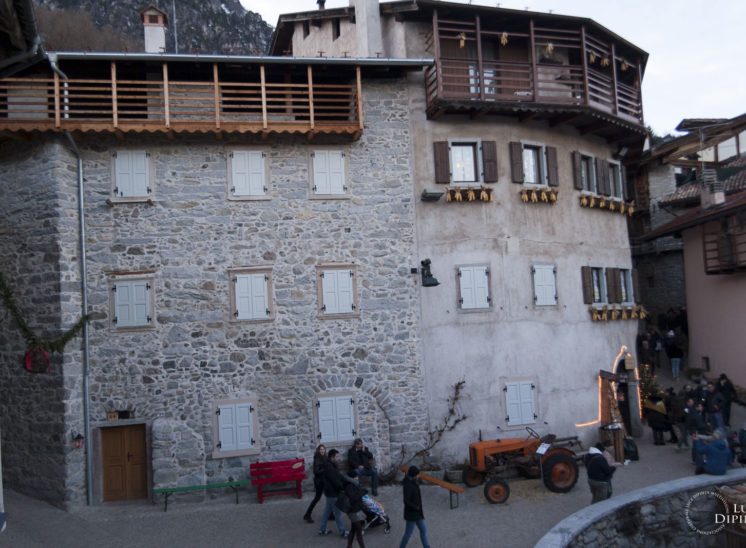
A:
[[522, 143, 546, 186], [315, 392, 357, 445], [211, 396, 261, 458], [449, 139, 482, 185], [618, 268, 634, 304], [581, 265, 607, 305], [229, 266, 274, 322], [227, 149, 269, 200], [580, 154, 597, 193], [111, 150, 154, 202], [457, 264, 491, 311], [108, 272, 156, 330], [504, 379, 537, 427], [316, 264, 359, 319], [310, 149, 349, 198], [531, 263, 557, 307], [608, 160, 623, 199]]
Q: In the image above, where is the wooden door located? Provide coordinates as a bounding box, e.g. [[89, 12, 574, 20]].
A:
[[102, 424, 147, 501]]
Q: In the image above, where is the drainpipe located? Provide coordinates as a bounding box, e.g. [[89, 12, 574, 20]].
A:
[[49, 57, 93, 507]]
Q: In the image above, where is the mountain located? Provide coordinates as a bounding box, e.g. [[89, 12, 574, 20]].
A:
[[33, 0, 274, 55]]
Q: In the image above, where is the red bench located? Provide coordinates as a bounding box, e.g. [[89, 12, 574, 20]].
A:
[[249, 458, 307, 503]]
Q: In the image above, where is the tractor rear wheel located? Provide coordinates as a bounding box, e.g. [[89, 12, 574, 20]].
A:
[[462, 467, 484, 487], [542, 453, 578, 493], [484, 478, 510, 504]]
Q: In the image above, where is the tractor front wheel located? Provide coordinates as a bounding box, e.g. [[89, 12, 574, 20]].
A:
[[542, 453, 579, 493], [484, 478, 510, 504], [462, 467, 484, 487]]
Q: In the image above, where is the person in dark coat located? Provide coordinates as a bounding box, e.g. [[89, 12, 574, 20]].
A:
[[717, 374, 738, 427], [399, 466, 431, 548], [343, 475, 367, 548], [347, 438, 379, 496], [303, 444, 327, 523], [583, 444, 617, 503], [318, 449, 348, 537], [694, 429, 732, 475], [645, 396, 667, 446]]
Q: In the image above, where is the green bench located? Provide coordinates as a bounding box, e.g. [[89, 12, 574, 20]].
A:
[[152, 478, 250, 511]]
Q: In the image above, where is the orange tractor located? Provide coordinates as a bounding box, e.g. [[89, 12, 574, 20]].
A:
[[462, 427, 581, 504]]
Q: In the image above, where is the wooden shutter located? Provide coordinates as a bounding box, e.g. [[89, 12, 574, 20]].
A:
[[605, 268, 619, 303], [318, 398, 337, 443], [328, 151, 345, 194], [313, 151, 331, 194], [218, 405, 237, 451], [459, 266, 489, 309], [546, 146, 559, 187], [235, 403, 254, 450], [335, 396, 354, 441], [620, 165, 628, 201], [231, 151, 250, 196], [247, 151, 266, 195], [596, 158, 610, 196], [235, 275, 251, 319], [509, 142, 524, 183], [532, 265, 557, 306], [482, 141, 498, 183], [337, 270, 353, 313], [434, 141, 450, 183], [572, 152, 583, 190], [632, 269, 639, 304], [115, 281, 150, 327], [249, 273, 269, 318], [318, 396, 354, 443], [581, 266, 594, 304]]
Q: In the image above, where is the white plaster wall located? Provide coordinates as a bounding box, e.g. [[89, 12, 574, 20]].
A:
[[682, 227, 746, 386], [292, 18, 359, 57], [405, 73, 638, 463]]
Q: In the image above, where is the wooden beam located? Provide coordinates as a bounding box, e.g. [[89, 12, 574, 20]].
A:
[[111, 61, 118, 129], [610, 43, 618, 116], [519, 111, 538, 123], [356, 66, 364, 130], [53, 71, 60, 128], [578, 121, 606, 134], [549, 113, 580, 127], [114, 129, 125, 141], [475, 15, 484, 102], [580, 26, 589, 106], [162, 63, 170, 129], [469, 108, 489, 120], [260, 65, 267, 130], [213, 63, 220, 130], [433, 9, 443, 101], [529, 20, 538, 102], [307, 65, 315, 131]]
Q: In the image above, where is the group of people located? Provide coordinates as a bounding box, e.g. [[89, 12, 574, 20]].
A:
[[636, 326, 686, 379], [303, 439, 430, 548]]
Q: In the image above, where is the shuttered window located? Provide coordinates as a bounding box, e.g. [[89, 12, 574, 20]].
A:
[[505, 381, 536, 426], [573, 152, 597, 192], [581, 266, 606, 304], [217, 403, 255, 452], [458, 265, 490, 310], [532, 264, 557, 306], [112, 278, 153, 328], [230, 150, 266, 197], [433, 140, 498, 184], [317, 395, 355, 444], [609, 162, 624, 199], [232, 270, 272, 321], [313, 150, 346, 195], [114, 150, 149, 198], [319, 267, 358, 316], [510, 142, 557, 186]]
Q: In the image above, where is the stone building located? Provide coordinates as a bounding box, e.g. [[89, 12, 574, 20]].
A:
[[272, 0, 648, 464]]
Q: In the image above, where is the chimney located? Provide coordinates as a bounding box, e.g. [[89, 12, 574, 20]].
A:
[[317, 0, 326, 9], [139, 5, 169, 53], [351, 0, 383, 57]]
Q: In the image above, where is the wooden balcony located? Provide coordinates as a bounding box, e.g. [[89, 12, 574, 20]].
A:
[[0, 59, 364, 139], [426, 11, 646, 144]]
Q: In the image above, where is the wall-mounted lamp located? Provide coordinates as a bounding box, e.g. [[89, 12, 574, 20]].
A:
[[420, 259, 440, 287], [71, 432, 84, 448]]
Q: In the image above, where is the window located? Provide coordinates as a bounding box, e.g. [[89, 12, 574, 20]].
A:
[[581, 266, 607, 304], [433, 140, 498, 184], [703, 215, 746, 274], [113, 150, 151, 199], [604, 267, 637, 304], [332, 18, 341, 40], [505, 381, 536, 426], [316, 394, 356, 444], [212, 398, 260, 457], [510, 142, 558, 187], [608, 161, 623, 198], [532, 264, 557, 306], [618, 268, 633, 303], [580, 154, 596, 192], [109, 273, 155, 329], [457, 265, 490, 310], [229, 150, 267, 198], [317, 265, 358, 317], [230, 267, 273, 321], [312, 150, 347, 196]]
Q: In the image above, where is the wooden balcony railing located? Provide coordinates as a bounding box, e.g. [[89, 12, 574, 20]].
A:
[[0, 63, 364, 138]]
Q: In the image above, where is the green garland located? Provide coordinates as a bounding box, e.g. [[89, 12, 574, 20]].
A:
[[0, 271, 89, 354]]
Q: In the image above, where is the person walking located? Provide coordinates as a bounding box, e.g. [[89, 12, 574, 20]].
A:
[[318, 449, 348, 538], [583, 444, 616, 503], [717, 374, 738, 427], [303, 444, 327, 523], [399, 466, 430, 548], [343, 475, 367, 548]]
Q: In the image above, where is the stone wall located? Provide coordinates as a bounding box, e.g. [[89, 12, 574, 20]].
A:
[[634, 251, 687, 326]]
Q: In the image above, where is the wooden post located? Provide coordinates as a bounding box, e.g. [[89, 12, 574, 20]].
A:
[[580, 26, 589, 106], [260, 65, 267, 130], [433, 9, 442, 99], [356, 66, 363, 130], [53, 71, 61, 128], [610, 43, 618, 116], [213, 63, 220, 130], [636, 61, 644, 125], [529, 20, 538, 102], [162, 63, 170, 129], [111, 61, 118, 129], [476, 15, 484, 101], [307, 65, 315, 131]]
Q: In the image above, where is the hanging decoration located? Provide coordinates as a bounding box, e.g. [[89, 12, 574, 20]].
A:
[[589, 52, 596, 64], [458, 32, 466, 49], [545, 42, 554, 56], [500, 32, 509, 46], [466, 188, 476, 201], [601, 57, 610, 67], [0, 271, 89, 369], [620, 60, 629, 72]]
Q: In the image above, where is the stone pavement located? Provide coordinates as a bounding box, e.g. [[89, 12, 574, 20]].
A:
[[2, 369, 743, 548]]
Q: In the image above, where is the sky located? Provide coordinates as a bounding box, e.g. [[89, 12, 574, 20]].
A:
[[238, 0, 746, 136]]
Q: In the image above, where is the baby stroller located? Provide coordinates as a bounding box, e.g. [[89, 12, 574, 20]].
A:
[[361, 493, 391, 534]]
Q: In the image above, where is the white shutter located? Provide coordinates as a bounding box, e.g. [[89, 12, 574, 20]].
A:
[[335, 396, 354, 441], [505, 383, 521, 427], [115, 280, 150, 327], [132, 281, 149, 325], [313, 151, 331, 194], [115, 151, 133, 197], [518, 382, 536, 425], [131, 151, 149, 196], [318, 397, 337, 443], [459, 266, 489, 309], [249, 273, 268, 318], [328, 151, 345, 194], [321, 270, 339, 314], [533, 265, 557, 306], [115, 282, 133, 325], [231, 151, 251, 196], [337, 270, 353, 313], [235, 273, 268, 320], [235, 275, 251, 319], [218, 404, 237, 451], [235, 403, 254, 450], [247, 151, 266, 196]]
